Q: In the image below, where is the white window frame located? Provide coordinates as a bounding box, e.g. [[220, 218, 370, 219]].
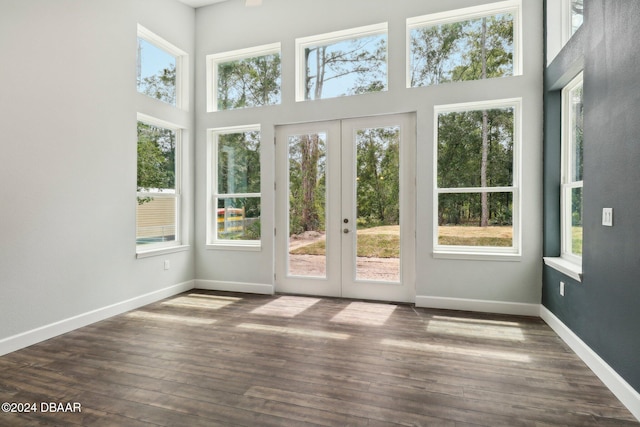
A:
[[136, 113, 184, 255], [433, 98, 522, 260], [406, 0, 522, 89], [560, 72, 583, 266], [207, 125, 262, 250], [562, 0, 584, 46], [295, 23, 388, 102], [206, 43, 281, 112], [137, 24, 189, 110]]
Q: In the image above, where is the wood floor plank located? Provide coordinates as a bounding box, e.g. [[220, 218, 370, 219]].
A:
[[0, 290, 637, 426]]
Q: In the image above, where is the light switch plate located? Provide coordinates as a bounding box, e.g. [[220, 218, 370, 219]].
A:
[[602, 208, 613, 226]]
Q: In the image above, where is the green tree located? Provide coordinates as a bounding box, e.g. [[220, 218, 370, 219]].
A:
[[137, 122, 175, 205], [217, 54, 281, 110], [356, 127, 400, 226], [305, 35, 387, 100], [138, 64, 176, 105]]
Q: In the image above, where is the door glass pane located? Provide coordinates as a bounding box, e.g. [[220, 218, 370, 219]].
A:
[[287, 133, 327, 277], [355, 126, 400, 282]]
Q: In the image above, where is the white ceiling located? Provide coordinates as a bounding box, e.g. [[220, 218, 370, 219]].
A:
[[176, 0, 228, 8]]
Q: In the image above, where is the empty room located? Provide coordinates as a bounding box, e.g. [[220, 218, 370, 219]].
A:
[[1, 0, 639, 424]]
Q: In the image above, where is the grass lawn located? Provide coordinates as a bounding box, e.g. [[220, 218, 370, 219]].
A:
[[290, 234, 400, 258], [572, 226, 583, 255], [290, 225, 515, 257], [438, 225, 513, 247]]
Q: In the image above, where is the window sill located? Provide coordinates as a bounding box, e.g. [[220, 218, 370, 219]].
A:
[[206, 243, 262, 252], [433, 250, 521, 262], [543, 256, 582, 282], [136, 245, 190, 259]]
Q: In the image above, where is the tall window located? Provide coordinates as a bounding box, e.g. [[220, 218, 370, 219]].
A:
[[137, 25, 187, 108], [136, 116, 181, 249], [208, 126, 261, 247], [408, 1, 520, 88], [295, 23, 388, 102], [435, 99, 520, 256], [207, 43, 281, 112], [561, 73, 583, 262]]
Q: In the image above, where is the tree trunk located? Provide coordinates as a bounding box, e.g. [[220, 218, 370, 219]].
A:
[[300, 134, 320, 231], [480, 17, 489, 227]]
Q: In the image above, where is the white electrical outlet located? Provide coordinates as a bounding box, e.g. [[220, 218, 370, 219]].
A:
[[560, 281, 565, 297], [602, 208, 613, 226], [164, 260, 170, 270]]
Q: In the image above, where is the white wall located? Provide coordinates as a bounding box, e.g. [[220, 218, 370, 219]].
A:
[[0, 0, 195, 349], [194, 0, 544, 311]]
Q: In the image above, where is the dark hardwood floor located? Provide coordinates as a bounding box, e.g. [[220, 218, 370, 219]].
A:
[[0, 291, 637, 426]]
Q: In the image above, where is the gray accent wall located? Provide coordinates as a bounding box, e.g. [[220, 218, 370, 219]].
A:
[[543, 0, 640, 393]]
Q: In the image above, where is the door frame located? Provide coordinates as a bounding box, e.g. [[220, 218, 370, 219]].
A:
[[274, 113, 416, 303]]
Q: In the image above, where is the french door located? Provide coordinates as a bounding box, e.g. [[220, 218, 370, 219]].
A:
[[275, 114, 415, 302]]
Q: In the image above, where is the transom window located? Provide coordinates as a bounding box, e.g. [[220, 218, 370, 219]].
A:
[[295, 23, 388, 102], [434, 99, 521, 257], [137, 25, 187, 108], [561, 73, 583, 263], [206, 43, 281, 112], [136, 116, 182, 249], [408, 0, 520, 88], [208, 126, 261, 247]]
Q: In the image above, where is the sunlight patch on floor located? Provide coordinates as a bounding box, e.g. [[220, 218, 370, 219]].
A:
[[161, 294, 240, 310], [330, 301, 397, 326], [426, 319, 525, 342], [125, 311, 217, 325], [250, 296, 321, 318], [431, 315, 522, 327], [237, 323, 350, 340], [381, 338, 531, 363]]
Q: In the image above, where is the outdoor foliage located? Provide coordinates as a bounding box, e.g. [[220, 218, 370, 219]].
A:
[[305, 34, 387, 100], [137, 121, 175, 205], [137, 38, 176, 105], [217, 54, 281, 110], [356, 127, 400, 227], [216, 131, 261, 240], [288, 133, 327, 235], [410, 13, 513, 87], [437, 108, 514, 227]]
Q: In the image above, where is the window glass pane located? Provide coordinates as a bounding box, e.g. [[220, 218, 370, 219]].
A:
[[217, 53, 280, 110], [217, 131, 261, 194], [137, 121, 176, 192], [215, 197, 261, 241], [438, 192, 513, 247], [137, 38, 176, 106], [437, 107, 514, 188], [410, 12, 514, 87], [136, 197, 176, 244], [571, 0, 584, 35], [570, 83, 583, 182], [304, 34, 387, 100], [571, 186, 583, 255]]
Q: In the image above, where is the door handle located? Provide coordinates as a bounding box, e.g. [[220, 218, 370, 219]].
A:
[[343, 228, 350, 234]]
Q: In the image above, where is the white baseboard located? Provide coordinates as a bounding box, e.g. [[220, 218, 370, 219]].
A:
[[415, 295, 540, 316], [194, 279, 274, 295], [0, 280, 195, 357], [540, 306, 640, 422]]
